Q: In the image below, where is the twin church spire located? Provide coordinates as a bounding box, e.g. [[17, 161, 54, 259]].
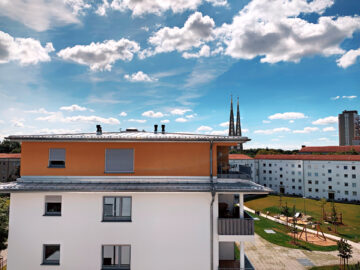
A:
[[228, 95, 243, 150]]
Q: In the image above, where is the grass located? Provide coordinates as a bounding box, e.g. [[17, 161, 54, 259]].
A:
[[245, 195, 360, 242], [249, 212, 337, 251], [309, 264, 360, 270]]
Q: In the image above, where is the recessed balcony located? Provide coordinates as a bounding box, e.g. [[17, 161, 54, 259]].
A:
[[218, 212, 254, 235]]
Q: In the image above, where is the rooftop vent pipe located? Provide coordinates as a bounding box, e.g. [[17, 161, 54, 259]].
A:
[[96, 125, 102, 135], [161, 124, 165, 134], [154, 124, 158, 134]]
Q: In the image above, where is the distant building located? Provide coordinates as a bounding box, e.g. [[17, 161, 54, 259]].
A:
[[229, 154, 258, 183], [299, 145, 360, 154], [339, 110, 360, 146], [228, 96, 243, 150], [0, 153, 20, 182]]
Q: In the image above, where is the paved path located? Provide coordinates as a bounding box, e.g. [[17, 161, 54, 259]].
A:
[[246, 234, 360, 270]]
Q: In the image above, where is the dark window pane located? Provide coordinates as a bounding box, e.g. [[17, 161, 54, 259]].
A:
[[43, 245, 60, 265], [46, 203, 61, 214]]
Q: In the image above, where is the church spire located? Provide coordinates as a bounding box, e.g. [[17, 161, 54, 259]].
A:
[[228, 95, 235, 136], [236, 97, 243, 151]]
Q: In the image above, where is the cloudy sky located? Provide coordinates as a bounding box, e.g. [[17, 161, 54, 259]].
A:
[[0, 0, 359, 149]]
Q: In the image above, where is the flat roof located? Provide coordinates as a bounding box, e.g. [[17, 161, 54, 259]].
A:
[[0, 153, 21, 159], [0, 179, 270, 193], [255, 154, 360, 161], [229, 154, 253, 160], [7, 131, 250, 143], [300, 146, 360, 153]]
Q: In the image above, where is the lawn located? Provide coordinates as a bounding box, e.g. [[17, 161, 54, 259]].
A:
[[245, 195, 360, 242], [249, 212, 337, 251], [309, 264, 360, 270]]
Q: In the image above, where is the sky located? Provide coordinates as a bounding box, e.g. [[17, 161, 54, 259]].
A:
[[0, 0, 359, 150]]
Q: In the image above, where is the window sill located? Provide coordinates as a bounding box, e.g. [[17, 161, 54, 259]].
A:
[[43, 214, 61, 217], [48, 166, 66, 169], [41, 262, 60, 266], [102, 219, 132, 223], [104, 171, 134, 174]]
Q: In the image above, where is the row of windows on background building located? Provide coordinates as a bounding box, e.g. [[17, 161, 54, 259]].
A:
[[44, 195, 132, 221], [262, 163, 357, 170], [42, 244, 131, 269], [48, 148, 134, 173]]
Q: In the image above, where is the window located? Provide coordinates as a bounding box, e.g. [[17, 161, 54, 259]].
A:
[[269, 184, 272, 188], [345, 191, 349, 195], [308, 172, 312, 176], [263, 170, 266, 173], [353, 191, 357, 196], [345, 182, 348, 187], [42, 245, 60, 265], [329, 186, 332, 190], [280, 167, 283, 171], [298, 179, 302, 183], [352, 166, 356, 170], [352, 183, 356, 188], [344, 174, 348, 178], [291, 164, 295, 168], [44, 196, 62, 216], [308, 180, 312, 184], [292, 186, 295, 189], [298, 164, 301, 168], [102, 245, 130, 270], [298, 186, 302, 190], [328, 177, 332, 182], [328, 169, 332, 173], [280, 181, 283, 185], [344, 166, 348, 170], [292, 179, 295, 183], [105, 149, 134, 173], [263, 163, 266, 167], [269, 163, 272, 167], [352, 174, 356, 179], [291, 171, 295, 175], [103, 197, 132, 222], [315, 189, 319, 192], [315, 172, 318, 176], [315, 180, 319, 185], [48, 148, 65, 168], [308, 188, 312, 192], [280, 174, 283, 178], [269, 170, 272, 174]]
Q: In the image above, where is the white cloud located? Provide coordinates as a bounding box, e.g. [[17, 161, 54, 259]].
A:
[[119, 112, 127, 117], [128, 119, 147, 123], [289, 120, 294, 123], [262, 120, 271, 124], [124, 71, 157, 82], [142, 110, 164, 118], [185, 114, 196, 119], [57, 38, 140, 71], [161, 119, 170, 123], [318, 137, 330, 141], [11, 119, 24, 128], [196, 125, 213, 132], [25, 108, 53, 114], [242, 128, 249, 133], [36, 113, 120, 125], [175, 117, 188, 123], [182, 45, 211, 59], [219, 121, 229, 127], [210, 129, 228, 135], [331, 96, 340, 100], [216, 0, 360, 65], [337, 48, 360, 68], [170, 108, 191, 115], [0, 0, 84, 31], [60, 104, 87, 112], [312, 116, 338, 125], [0, 31, 54, 65], [268, 112, 307, 120], [342, 95, 357, 99], [98, 0, 226, 17], [293, 127, 319, 134], [323, 126, 336, 132], [254, 127, 291, 135], [144, 12, 215, 57]]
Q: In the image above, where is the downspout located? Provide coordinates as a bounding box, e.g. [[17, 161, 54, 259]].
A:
[[210, 140, 215, 270]]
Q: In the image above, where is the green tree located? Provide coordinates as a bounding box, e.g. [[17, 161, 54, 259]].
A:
[[281, 202, 291, 226], [337, 238, 353, 270], [0, 195, 10, 251], [319, 198, 327, 221], [331, 202, 338, 233], [0, 140, 21, 153], [291, 205, 298, 244]]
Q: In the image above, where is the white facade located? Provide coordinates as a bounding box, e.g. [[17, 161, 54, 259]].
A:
[[8, 192, 212, 270]]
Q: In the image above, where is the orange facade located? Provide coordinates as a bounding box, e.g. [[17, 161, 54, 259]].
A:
[[21, 141, 235, 176]]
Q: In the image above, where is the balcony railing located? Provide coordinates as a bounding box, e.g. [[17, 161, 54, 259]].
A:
[[217, 164, 252, 180], [218, 212, 254, 235]]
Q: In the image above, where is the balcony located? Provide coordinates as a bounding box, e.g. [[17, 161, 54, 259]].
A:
[[218, 212, 254, 235], [219, 254, 254, 270], [217, 163, 252, 180]]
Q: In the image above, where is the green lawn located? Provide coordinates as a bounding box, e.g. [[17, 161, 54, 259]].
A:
[[309, 264, 360, 270], [245, 195, 360, 242], [249, 212, 337, 251]]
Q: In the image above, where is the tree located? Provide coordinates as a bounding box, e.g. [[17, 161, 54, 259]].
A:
[[291, 205, 298, 244], [0, 195, 10, 251], [281, 202, 291, 226], [337, 238, 353, 270], [319, 198, 327, 221], [0, 139, 21, 153], [331, 202, 338, 233]]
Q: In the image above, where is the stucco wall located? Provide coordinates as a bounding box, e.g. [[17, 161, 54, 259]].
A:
[[7, 192, 211, 270]]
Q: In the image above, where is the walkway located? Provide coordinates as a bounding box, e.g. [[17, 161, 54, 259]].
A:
[[246, 234, 360, 270]]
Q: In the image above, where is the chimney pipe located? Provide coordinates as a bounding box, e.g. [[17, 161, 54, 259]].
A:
[[161, 124, 165, 134], [96, 125, 102, 135], [154, 124, 158, 134]]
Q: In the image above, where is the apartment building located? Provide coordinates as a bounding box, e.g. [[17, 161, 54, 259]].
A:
[[299, 145, 360, 154], [256, 155, 360, 202], [338, 110, 360, 146], [228, 154, 258, 183], [0, 153, 20, 182], [0, 126, 269, 270]]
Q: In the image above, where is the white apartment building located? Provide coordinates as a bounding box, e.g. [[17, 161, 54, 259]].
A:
[[0, 129, 270, 270], [230, 154, 360, 202]]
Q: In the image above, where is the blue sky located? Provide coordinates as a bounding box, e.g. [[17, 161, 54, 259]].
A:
[[0, 0, 359, 149]]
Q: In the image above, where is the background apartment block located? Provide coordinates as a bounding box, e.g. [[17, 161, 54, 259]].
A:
[[0, 153, 20, 182], [339, 110, 360, 146], [0, 128, 269, 270]]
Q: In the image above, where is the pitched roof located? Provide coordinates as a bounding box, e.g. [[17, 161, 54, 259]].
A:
[[255, 154, 360, 161], [229, 154, 253, 160], [300, 146, 360, 153], [6, 131, 250, 143], [0, 153, 21, 159]]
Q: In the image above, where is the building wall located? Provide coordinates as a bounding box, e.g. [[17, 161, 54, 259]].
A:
[[229, 159, 258, 183], [7, 192, 211, 270], [20, 142, 230, 177], [256, 159, 360, 201], [0, 158, 20, 182]]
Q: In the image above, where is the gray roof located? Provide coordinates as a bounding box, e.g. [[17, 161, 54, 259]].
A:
[[6, 131, 250, 143], [0, 180, 270, 193]]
